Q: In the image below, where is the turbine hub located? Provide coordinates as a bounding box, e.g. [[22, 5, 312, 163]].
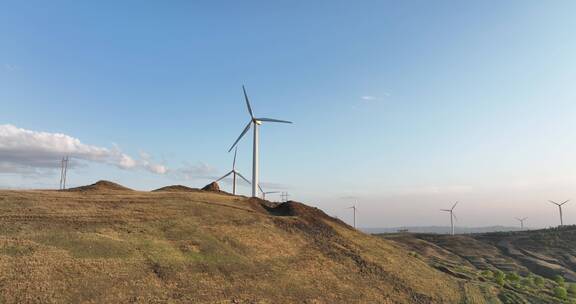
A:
[[254, 120, 262, 125]]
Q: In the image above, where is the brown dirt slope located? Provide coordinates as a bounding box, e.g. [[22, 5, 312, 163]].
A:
[[0, 183, 490, 303]]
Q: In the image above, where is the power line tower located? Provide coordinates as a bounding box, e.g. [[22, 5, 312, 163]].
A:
[[59, 156, 69, 190], [281, 192, 290, 202]]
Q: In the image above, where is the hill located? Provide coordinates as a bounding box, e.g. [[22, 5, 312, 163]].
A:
[[152, 185, 202, 193], [0, 183, 493, 303], [66, 180, 133, 192], [379, 228, 576, 303], [364, 226, 525, 235]]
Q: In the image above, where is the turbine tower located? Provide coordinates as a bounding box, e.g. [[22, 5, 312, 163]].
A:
[[216, 147, 250, 195], [257, 184, 280, 200], [348, 205, 357, 228], [515, 217, 528, 230], [441, 202, 458, 235], [228, 85, 292, 197], [549, 200, 569, 226]]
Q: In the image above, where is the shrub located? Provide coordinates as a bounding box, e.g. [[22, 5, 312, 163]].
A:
[[520, 277, 534, 287], [481, 270, 493, 278], [494, 270, 506, 286], [555, 275, 566, 287], [534, 276, 545, 286], [568, 283, 576, 295], [506, 272, 520, 282], [554, 286, 568, 299]]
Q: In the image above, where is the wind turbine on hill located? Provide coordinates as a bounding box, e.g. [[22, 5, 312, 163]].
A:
[[549, 200, 569, 226], [228, 85, 292, 197], [257, 184, 280, 201], [441, 202, 458, 235], [348, 205, 357, 229], [515, 217, 528, 230], [216, 147, 250, 195]]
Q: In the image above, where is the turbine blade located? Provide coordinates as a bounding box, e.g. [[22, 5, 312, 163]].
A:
[[549, 200, 560, 206], [440, 209, 450, 212], [228, 121, 252, 152], [237, 172, 251, 184], [243, 85, 254, 119], [258, 184, 264, 194], [216, 171, 233, 182], [256, 117, 293, 124], [561, 200, 570, 206], [451, 202, 458, 210]]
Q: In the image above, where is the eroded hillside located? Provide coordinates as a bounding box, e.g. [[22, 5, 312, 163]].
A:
[[380, 229, 576, 303]]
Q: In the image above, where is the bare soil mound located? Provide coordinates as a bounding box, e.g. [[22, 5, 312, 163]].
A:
[[201, 182, 220, 192], [152, 185, 201, 193], [265, 201, 350, 228], [66, 180, 133, 192]]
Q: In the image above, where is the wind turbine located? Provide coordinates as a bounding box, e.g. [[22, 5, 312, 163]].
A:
[[228, 85, 292, 197], [441, 202, 458, 235], [515, 217, 528, 230], [549, 200, 569, 226], [216, 147, 250, 195], [257, 184, 280, 200], [347, 205, 357, 228]]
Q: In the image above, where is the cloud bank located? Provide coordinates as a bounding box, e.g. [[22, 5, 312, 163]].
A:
[[0, 124, 166, 175]]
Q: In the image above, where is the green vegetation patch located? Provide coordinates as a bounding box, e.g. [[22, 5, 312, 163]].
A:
[[0, 243, 35, 257], [32, 231, 134, 259]]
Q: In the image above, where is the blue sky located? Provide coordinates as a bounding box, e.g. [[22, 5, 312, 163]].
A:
[[2, 1, 576, 228]]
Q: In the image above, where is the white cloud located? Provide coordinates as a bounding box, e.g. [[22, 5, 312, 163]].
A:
[[171, 161, 219, 180], [0, 124, 166, 175], [139, 151, 167, 174], [361, 95, 377, 101], [360, 92, 391, 103]]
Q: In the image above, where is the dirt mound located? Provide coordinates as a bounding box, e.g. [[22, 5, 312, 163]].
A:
[[152, 185, 201, 193], [67, 180, 133, 192], [201, 182, 220, 192], [265, 201, 350, 228]]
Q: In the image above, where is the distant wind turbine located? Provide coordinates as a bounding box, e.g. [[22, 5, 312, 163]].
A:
[[347, 205, 357, 228], [228, 85, 292, 197], [257, 184, 280, 200], [549, 200, 569, 226], [441, 202, 458, 235], [515, 217, 528, 230], [216, 147, 250, 195]]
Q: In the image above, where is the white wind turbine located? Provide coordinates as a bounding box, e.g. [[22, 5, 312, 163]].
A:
[[257, 184, 280, 201], [549, 200, 569, 227], [441, 202, 458, 235], [347, 205, 357, 228], [515, 217, 528, 230], [228, 85, 292, 197], [216, 147, 250, 195]]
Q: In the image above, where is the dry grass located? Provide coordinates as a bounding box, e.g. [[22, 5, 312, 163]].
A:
[[0, 187, 484, 303]]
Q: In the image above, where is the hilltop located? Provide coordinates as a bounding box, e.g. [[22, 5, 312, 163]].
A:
[[0, 182, 495, 303], [66, 180, 133, 192]]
